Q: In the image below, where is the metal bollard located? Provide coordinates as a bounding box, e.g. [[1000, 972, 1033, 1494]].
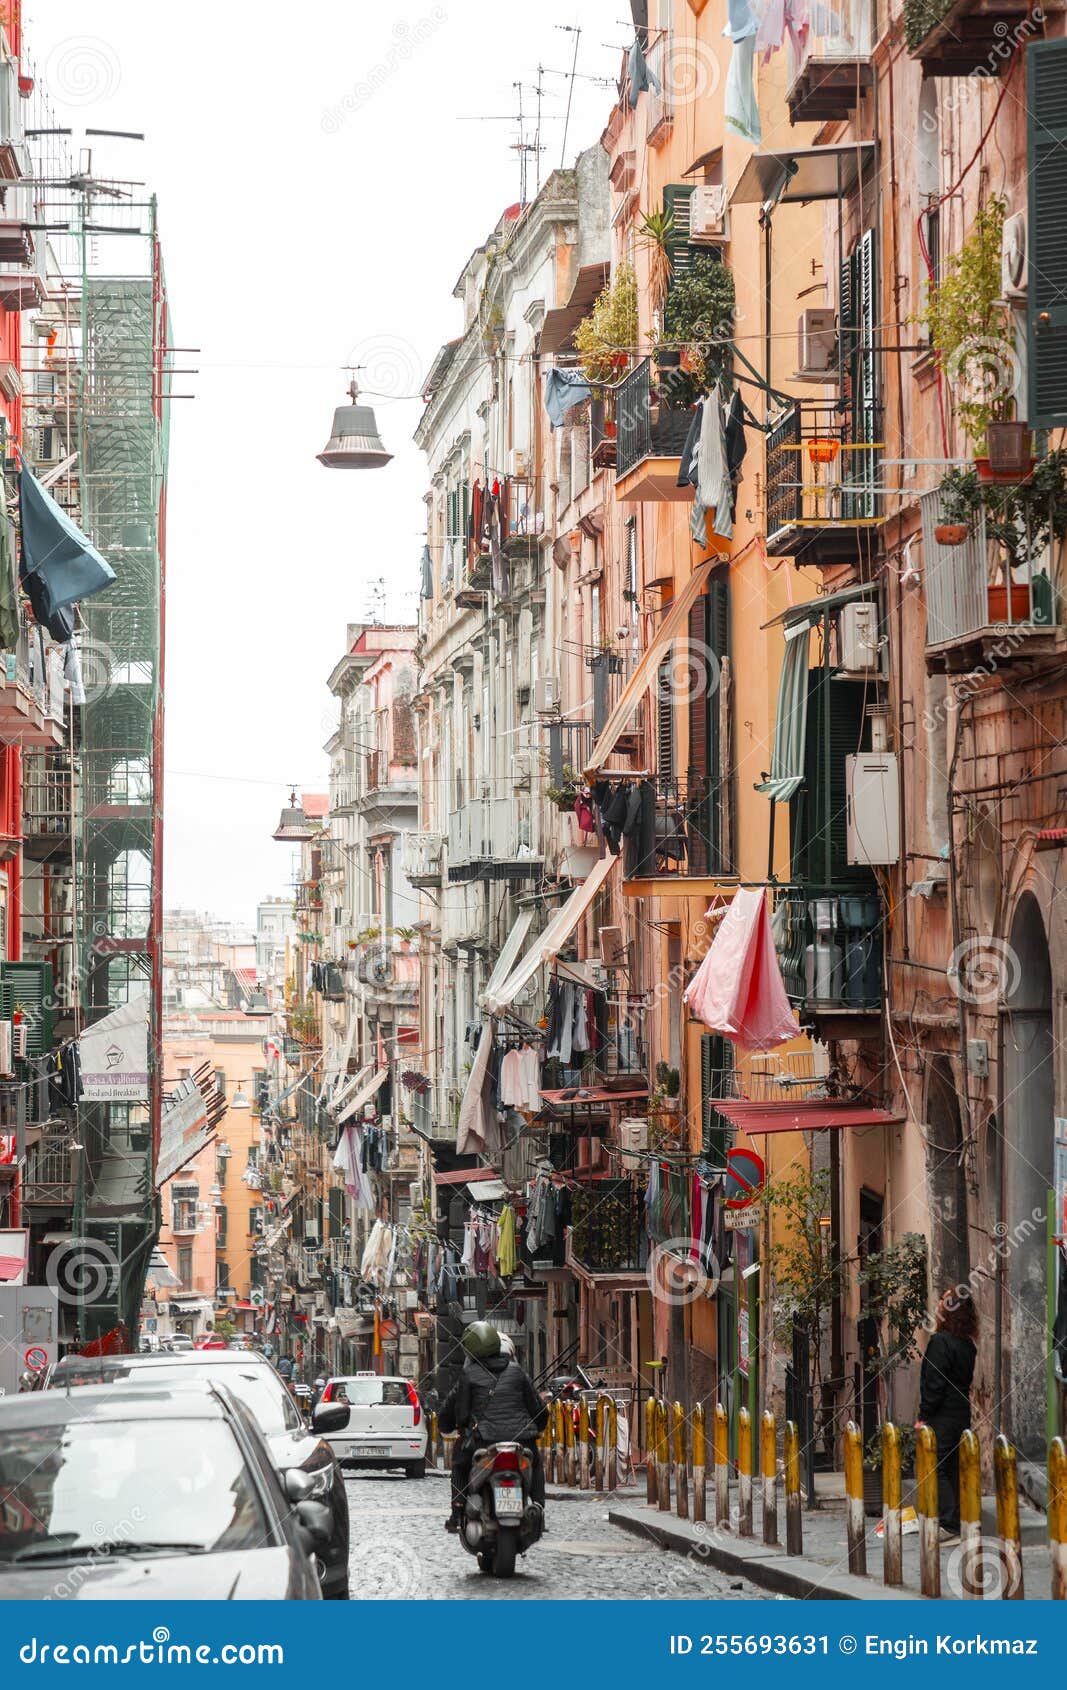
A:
[[1050, 1438, 1067, 1600], [882, 1423, 903, 1588], [594, 1395, 607, 1493], [994, 1434, 1024, 1599], [737, 1407, 753, 1537], [959, 1428, 983, 1598], [785, 1420, 804, 1557], [915, 1424, 941, 1599], [578, 1396, 590, 1491], [692, 1403, 707, 1524], [563, 1396, 576, 1488], [429, 1412, 439, 1469], [714, 1401, 730, 1527], [607, 1397, 619, 1493], [761, 1410, 778, 1546], [843, 1421, 865, 1574], [673, 1402, 689, 1520], [645, 1397, 658, 1507], [443, 1431, 457, 1472], [656, 1399, 671, 1513]]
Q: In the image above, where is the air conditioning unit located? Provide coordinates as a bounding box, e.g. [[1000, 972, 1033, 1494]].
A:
[[0, 360, 20, 401], [534, 675, 560, 714], [838, 600, 880, 674], [689, 184, 728, 242], [796, 308, 837, 378], [846, 753, 900, 865], [1001, 211, 1027, 302], [598, 925, 626, 967], [618, 1116, 648, 1160]]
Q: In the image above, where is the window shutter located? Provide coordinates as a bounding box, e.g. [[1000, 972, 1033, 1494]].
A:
[[625, 518, 638, 604], [687, 580, 730, 874], [849, 229, 878, 519], [793, 672, 869, 886], [701, 1032, 735, 1165], [656, 651, 675, 777], [1028, 40, 1067, 428], [328, 1185, 345, 1238], [1, 961, 55, 1055], [664, 183, 697, 287], [592, 654, 611, 735]]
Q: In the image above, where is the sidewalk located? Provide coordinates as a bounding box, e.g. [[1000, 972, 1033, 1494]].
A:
[[606, 1484, 1051, 1602]]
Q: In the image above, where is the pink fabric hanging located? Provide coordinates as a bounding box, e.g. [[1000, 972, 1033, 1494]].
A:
[[683, 886, 800, 1051]]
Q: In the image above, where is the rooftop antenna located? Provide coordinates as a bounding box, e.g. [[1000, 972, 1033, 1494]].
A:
[[556, 23, 582, 168], [364, 577, 387, 625]]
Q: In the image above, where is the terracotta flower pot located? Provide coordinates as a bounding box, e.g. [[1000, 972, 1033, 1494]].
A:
[[975, 455, 1035, 485], [934, 522, 969, 546], [985, 420, 1032, 476], [986, 582, 1031, 623]]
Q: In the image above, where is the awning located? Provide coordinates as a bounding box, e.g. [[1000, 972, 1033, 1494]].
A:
[[337, 1067, 388, 1125], [714, 1100, 904, 1135], [466, 1178, 509, 1201], [0, 1252, 27, 1281], [539, 262, 610, 355], [482, 852, 619, 1013], [540, 1086, 649, 1105], [762, 580, 877, 631], [730, 142, 877, 208], [584, 559, 715, 778], [433, 1165, 500, 1187], [479, 909, 536, 1009]]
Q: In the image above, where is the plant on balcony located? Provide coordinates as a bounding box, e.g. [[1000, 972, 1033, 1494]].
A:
[[921, 196, 1023, 458], [857, 1231, 929, 1404], [639, 206, 675, 325], [937, 451, 1067, 577], [658, 253, 736, 405], [545, 762, 581, 811], [575, 260, 638, 389], [655, 1060, 681, 1098], [903, 0, 956, 49]]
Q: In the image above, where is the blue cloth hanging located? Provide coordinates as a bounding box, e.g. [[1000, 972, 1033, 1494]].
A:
[[544, 366, 593, 428], [19, 465, 116, 617]]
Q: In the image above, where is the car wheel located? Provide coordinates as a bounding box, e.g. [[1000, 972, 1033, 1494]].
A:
[[405, 1460, 426, 1479]]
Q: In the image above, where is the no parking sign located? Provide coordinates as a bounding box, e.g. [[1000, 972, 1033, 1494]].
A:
[[24, 1346, 48, 1372]]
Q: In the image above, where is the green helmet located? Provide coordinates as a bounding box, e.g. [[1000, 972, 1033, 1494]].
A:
[[462, 1321, 501, 1361]]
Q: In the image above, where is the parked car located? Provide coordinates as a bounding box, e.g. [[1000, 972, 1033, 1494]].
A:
[[312, 1374, 427, 1477], [163, 1334, 193, 1352], [0, 1379, 326, 1599], [194, 1332, 228, 1351], [45, 1350, 350, 1598]]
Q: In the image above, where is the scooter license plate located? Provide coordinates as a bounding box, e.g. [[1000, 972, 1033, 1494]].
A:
[[493, 1485, 523, 1516]]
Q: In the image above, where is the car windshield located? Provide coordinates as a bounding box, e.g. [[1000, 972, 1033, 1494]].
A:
[[133, 1363, 302, 1436], [0, 1419, 269, 1563]]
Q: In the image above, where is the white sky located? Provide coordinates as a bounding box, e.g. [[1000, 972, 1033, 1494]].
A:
[[24, 0, 624, 924]]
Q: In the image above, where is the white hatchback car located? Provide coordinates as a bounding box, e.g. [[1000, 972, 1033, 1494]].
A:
[[313, 1374, 427, 1477]]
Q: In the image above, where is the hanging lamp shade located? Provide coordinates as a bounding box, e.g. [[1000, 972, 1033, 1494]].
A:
[[317, 379, 392, 469]]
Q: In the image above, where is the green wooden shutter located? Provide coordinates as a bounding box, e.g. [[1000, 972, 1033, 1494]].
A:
[[656, 651, 675, 778], [849, 229, 878, 520], [328, 1184, 345, 1240], [664, 183, 697, 288], [701, 1032, 735, 1166], [1028, 40, 1067, 428], [792, 672, 869, 887], [1, 962, 54, 1055], [687, 580, 730, 875]]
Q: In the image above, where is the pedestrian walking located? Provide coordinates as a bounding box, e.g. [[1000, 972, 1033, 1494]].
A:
[[917, 1286, 978, 1544]]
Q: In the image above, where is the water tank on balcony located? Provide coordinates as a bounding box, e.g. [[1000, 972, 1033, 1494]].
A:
[[804, 897, 843, 1003]]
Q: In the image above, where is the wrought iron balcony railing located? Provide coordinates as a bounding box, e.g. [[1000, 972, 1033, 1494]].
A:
[[567, 1178, 647, 1276], [765, 400, 882, 566], [774, 888, 884, 1016], [616, 358, 696, 484], [920, 486, 1059, 659]]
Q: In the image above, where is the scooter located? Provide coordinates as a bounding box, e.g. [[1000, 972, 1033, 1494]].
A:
[[457, 1440, 543, 1577]]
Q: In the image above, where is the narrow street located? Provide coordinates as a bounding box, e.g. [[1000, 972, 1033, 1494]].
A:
[[344, 1474, 769, 1601]]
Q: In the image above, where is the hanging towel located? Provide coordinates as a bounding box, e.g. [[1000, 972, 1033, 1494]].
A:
[[724, 0, 762, 147], [457, 1020, 494, 1156], [420, 544, 434, 598], [683, 886, 800, 1050], [497, 1204, 518, 1277], [627, 35, 661, 107]]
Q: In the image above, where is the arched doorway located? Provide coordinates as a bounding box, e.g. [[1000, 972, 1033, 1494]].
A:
[[1003, 893, 1054, 1459], [926, 1055, 971, 1294]]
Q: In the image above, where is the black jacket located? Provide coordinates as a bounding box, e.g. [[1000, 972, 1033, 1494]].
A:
[[438, 1354, 549, 1445], [918, 1330, 976, 1427]]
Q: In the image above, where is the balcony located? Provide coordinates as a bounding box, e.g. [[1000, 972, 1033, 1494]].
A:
[[0, 232, 47, 311], [446, 799, 543, 884], [401, 831, 445, 888], [645, 34, 673, 149], [765, 400, 882, 567], [621, 775, 737, 899], [567, 1179, 647, 1282], [0, 216, 32, 267], [904, 0, 1050, 75], [786, 0, 874, 125], [21, 1130, 75, 1207], [615, 359, 697, 502], [0, 621, 66, 749], [774, 888, 884, 1031], [22, 753, 73, 862], [921, 487, 1062, 672]]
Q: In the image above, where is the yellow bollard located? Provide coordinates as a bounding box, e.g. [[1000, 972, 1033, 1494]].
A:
[[714, 1401, 730, 1526], [785, 1420, 804, 1557], [692, 1403, 707, 1524], [915, 1424, 941, 1599], [594, 1395, 607, 1493], [761, 1410, 778, 1546], [443, 1431, 457, 1472], [673, 1402, 689, 1520], [563, 1395, 576, 1488], [656, 1399, 671, 1513], [429, 1412, 439, 1469], [558, 1399, 569, 1486], [843, 1421, 865, 1574], [578, 1396, 590, 1491], [645, 1397, 658, 1507], [1050, 1438, 1067, 1600], [607, 1396, 619, 1493], [737, 1407, 753, 1537], [994, 1434, 1024, 1599], [882, 1423, 903, 1588], [959, 1428, 983, 1598]]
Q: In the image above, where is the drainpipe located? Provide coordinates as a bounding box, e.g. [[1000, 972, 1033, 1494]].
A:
[[946, 695, 975, 1282]]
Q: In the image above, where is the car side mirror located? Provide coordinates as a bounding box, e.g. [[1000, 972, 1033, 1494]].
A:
[[284, 1468, 316, 1503], [312, 1401, 350, 1434], [294, 1499, 332, 1545]]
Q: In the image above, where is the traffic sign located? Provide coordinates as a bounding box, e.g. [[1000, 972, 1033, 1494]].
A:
[[24, 1346, 48, 1371], [724, 1146, 765, 1209]]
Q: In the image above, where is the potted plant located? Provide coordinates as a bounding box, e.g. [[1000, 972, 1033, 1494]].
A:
[[933, 466, 982, 546], [660, 252, 735, 406], [546, 763, 581, 811], [639, 206, 675, 333], [575, 262, 638, 390]]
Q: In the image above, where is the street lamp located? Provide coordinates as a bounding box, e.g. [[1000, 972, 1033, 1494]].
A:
[[317, 379, 393, 469], [229, 1086, 251, 1111]]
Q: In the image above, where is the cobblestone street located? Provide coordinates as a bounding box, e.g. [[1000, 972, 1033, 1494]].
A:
[[344, 1473, 773, 1600]]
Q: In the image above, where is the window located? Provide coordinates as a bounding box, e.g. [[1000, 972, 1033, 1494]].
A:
[[246, 1145, 259, 1171], [248, 1206, 263, 1236], [215, 1205, 228, 1248], [701, 1033, 735, 1165], [687, 579, 732, 874], [171, 1185, 198, 1233], [177, 1246, 193, 1289], [215, 1259, 230, 1293]]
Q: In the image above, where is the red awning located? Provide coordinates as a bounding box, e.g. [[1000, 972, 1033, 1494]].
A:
[[540, 1087, 649, 1105], [714, 1101, 904, 1136], [433, 1166, 500, 1187]]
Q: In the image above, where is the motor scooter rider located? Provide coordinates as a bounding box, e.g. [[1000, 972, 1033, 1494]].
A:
[[438, 1322, 548, 1533]]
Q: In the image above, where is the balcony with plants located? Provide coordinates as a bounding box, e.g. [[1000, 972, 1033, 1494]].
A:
[[566, 1177, 647, 1280], [764, 398, 883, 567], [903, 0, 1039, 74], [785, 0, 875, 123]]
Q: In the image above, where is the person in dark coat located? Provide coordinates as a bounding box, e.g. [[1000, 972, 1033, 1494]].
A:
[[439, 1322, 549, 1532], [918, 1285, 978, 1540]]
